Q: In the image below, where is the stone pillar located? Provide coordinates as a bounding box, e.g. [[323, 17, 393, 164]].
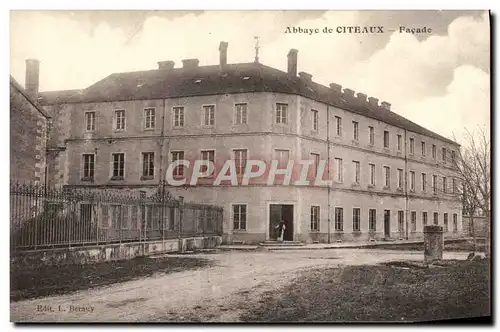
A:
[[424, 225, 444, 264]]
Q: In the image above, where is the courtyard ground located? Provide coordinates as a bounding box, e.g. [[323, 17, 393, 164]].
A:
[[10, 249, 486, 322]]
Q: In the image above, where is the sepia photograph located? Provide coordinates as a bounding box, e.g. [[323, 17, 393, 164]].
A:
[[9, 9, 491, 323]]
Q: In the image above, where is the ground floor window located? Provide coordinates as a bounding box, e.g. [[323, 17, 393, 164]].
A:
[[233, 204, 247, 230], [368, 209, 376, 231], [335, 207, 343, 231], [422, 212, 428, 227], [352, 208, 360, 231], [444, 213, 448, 232], [398, 210, 404, 233], [310, 206, 320, 231], [433, 212, 439, 225], [411, 211, 417, 232], [453, 213, 458, 233]]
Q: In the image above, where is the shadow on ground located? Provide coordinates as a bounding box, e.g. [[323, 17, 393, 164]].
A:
[[11, 255, 213, 302]]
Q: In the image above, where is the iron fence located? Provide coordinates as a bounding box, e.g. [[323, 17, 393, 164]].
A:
[[10, 182, 223, 251]]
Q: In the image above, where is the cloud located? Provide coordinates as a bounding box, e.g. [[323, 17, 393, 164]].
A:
[[10, 10, 490, 142], [400, 65, 490, 144]]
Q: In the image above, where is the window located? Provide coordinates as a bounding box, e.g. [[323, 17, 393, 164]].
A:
[[452, 178, 457, 193], [353, 121, 359, 140], [383, 166, 390, 188], [383, 131, 389, 148], [422, 173, 427, 192], [311, 153, 320, 178], [171, 151, 185, 177], [397, 134, 402, 151], [411, 211, 417, 232], [369, 163, 375, 186], [422, 212, 428, 226], [369, 126, 374, 145], [397, 168, 403, 189], [334, 207, 343, 231], [142, 152, 154, 178], [235, 103, 248, 124], [410, 171, 415, 190], [111, 153, 125, 179], [311, 109, 318, 131], [85, 112, 95, 131], [276, 103, 288, 124], [398, 210, 404, 233], [144, 108, 155, 129], [335, 116, 342, 136], [453, 214, 458, 232], [311, 206, 320, 231], [433, 175, 437, 193], [432, 144, 437, 159], [335, 158, 343, 182], [203, 105, 215, 126], [433, 212, 439, 225], [82, 154, 95, 180], [233, 204, 247, 230], [233, 149, 248, 175], [352, 208, 360, 231], [353, 161, 360, 184], [369, 209, 377, 231], [442, 147, 447, 161], [409, 138, 415, 154], [451, 150, 456, 163], [443, 177, 447, 193], [444, 213, 449, 232], [275, 149, 290, 169], [421, 141, 426, 156], [114, 110, 125, 130], [173, 107, 184, 127], [201, 150, 215, 177]]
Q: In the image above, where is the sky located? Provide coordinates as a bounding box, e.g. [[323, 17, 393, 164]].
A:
[[9, 10, 490, 144]]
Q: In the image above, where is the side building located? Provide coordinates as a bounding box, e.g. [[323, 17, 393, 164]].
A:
[[10, 59, 51, 185], [39, 42, 463, 244]]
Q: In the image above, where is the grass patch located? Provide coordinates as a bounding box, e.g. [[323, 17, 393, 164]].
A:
[[241, 259, 490, 322], [11, 255, 212, 302]]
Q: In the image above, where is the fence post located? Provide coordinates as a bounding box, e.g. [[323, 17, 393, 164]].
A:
[[178, 196, 184, 252], [96, 201, 99, 246]]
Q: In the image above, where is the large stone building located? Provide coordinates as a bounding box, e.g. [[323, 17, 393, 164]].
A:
[[39, 42, 462, 244]]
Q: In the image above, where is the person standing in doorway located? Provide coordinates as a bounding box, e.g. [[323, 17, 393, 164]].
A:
[[275, 220, 286, 242]]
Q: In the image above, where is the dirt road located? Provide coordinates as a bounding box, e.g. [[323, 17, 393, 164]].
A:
[[10, 249, 469, 322]]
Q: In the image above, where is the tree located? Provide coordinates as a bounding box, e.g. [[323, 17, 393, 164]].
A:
[[452, 127, 491, 256]]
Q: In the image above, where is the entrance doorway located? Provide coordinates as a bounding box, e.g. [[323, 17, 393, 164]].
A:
[[269, 204, 294, 241], [384, 209, 391, 237]]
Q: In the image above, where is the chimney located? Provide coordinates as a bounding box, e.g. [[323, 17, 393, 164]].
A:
[[25, 58, 40, 99], [381, 101, 391, 110], [356, 92, 367, 102], [368, 97, 379, 107], [298, 71, 312, 82], [287, 49, 298, 77], [343, 88, 355, 98], [157, 61, 175, 70], [329, 83, 342, 93], [182, 59, 199, 69], [219, 41, 228, 67]]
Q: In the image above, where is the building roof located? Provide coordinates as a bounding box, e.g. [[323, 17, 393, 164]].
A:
[[38, 62, 458, 145], [38, 89, 83, 105], [10, 76, 50, 119]]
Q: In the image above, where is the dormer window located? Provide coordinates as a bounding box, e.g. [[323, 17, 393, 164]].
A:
[[242, 76, 250, 80], [195, 79, 202, 83]]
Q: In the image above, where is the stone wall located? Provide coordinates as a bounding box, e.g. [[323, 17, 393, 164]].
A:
[[11, 235, 222, 267]]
